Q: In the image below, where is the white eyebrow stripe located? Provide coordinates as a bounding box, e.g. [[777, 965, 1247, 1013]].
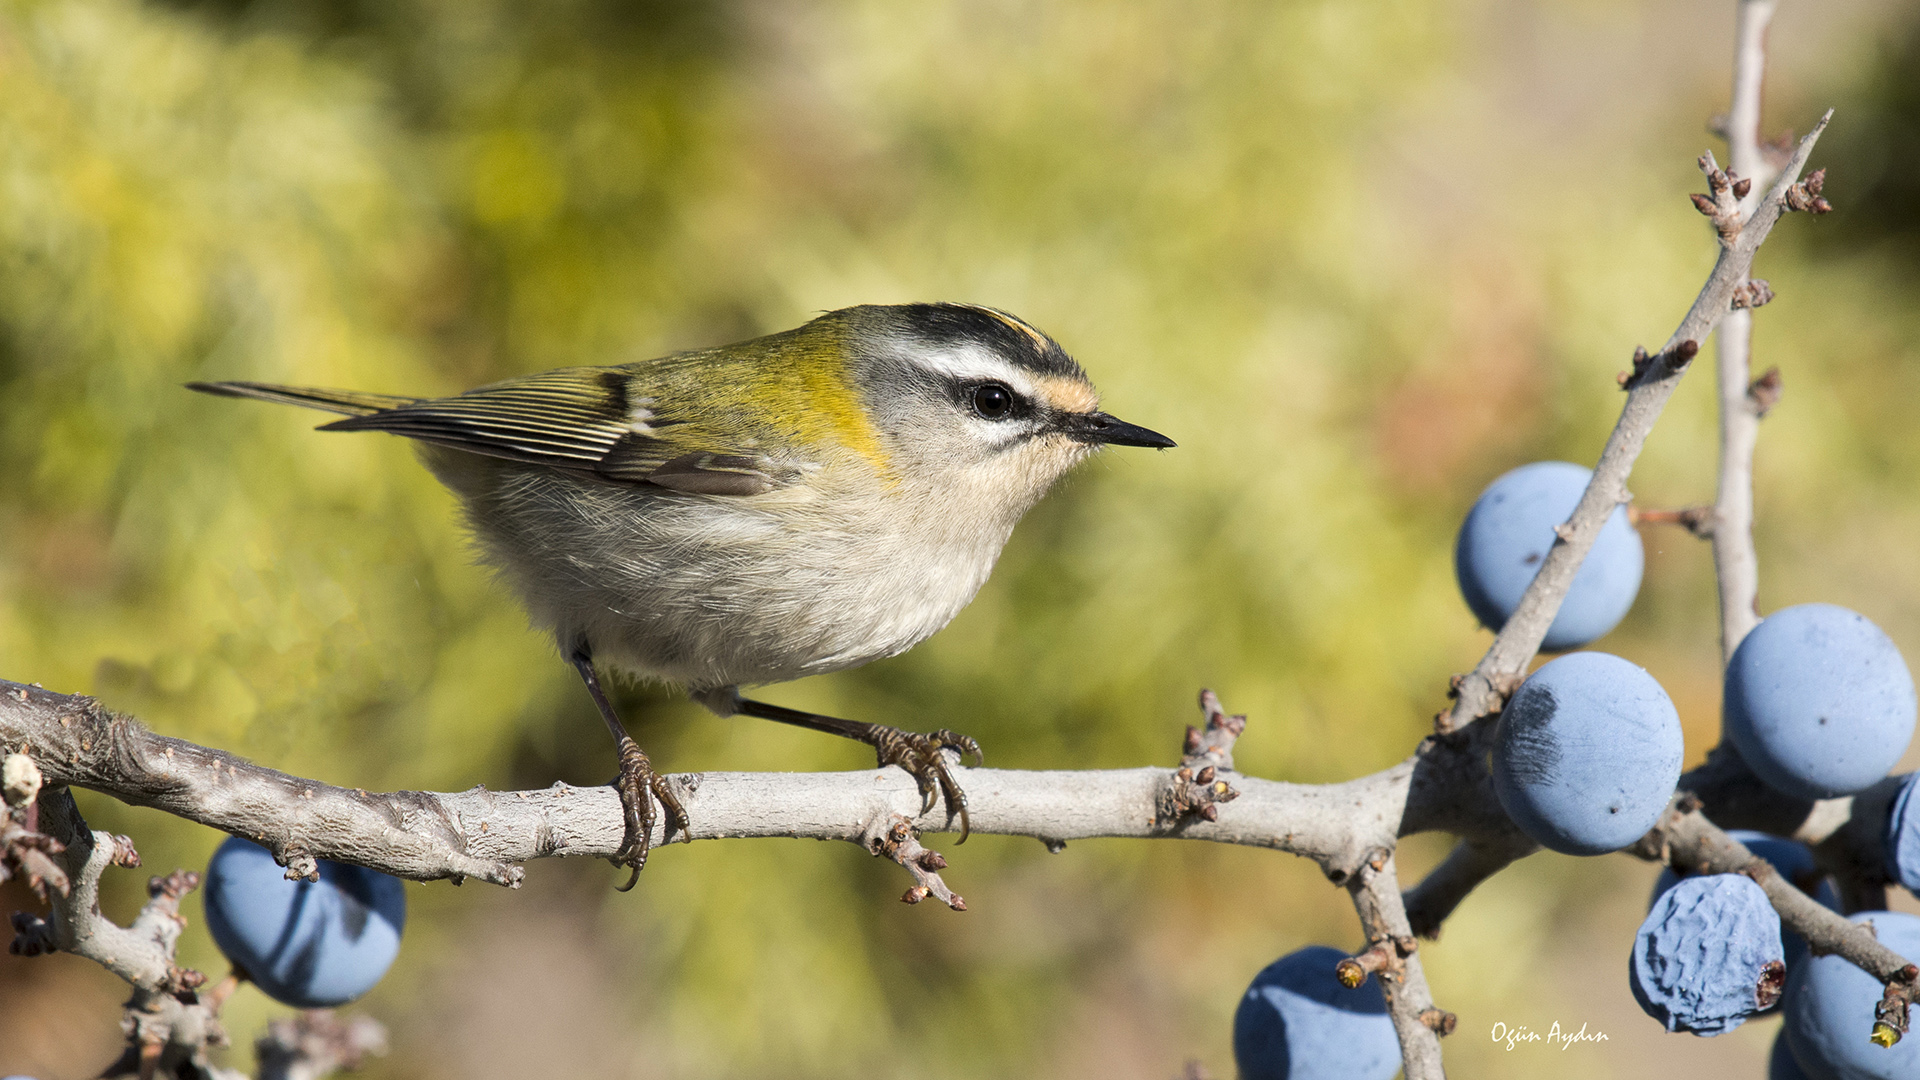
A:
[[908, 345, 1039, 397]]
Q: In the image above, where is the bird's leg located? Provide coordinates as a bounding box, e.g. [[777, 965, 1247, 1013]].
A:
[[569, 648, 689, 890], [724, 694, 983, 843]]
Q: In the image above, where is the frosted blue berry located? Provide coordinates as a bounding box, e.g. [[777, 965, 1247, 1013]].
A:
[[1630, 874, 1785, 1035], [1233, 946, 1399, 1080], [1650, 830, 1839, 981], [1882, 771, 1920, 898], [1492, 651, 1683, 855], [1770, 1027, 1813, 1080], [203, 836, 406, 1008], [1725, 604, 1916, 801], [1454, 461, 1643, 651], [1785, 911, 1920, 1080]]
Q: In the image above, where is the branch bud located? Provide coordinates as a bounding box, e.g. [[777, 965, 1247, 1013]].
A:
[[1620, 345, 1655, 389], [1730, 279, 1774, 310], [1669, 339, 1699, 373], [1747, 366, 1782, 417], [1784, 169, 1832, 214], [1699, 153, 1731, 193], [1335, 938, 1415, 988], [2, 754, 42, 809]]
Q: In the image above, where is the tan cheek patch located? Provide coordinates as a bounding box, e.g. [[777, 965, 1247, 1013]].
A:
[[1033, 375, 1099, 414]]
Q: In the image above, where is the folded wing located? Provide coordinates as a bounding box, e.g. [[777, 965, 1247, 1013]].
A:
[[187, 368, 779, 495]]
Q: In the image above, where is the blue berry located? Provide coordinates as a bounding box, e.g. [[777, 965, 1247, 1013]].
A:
[[1725, 604, 1916, 801], [1770, 1027, 1813, 1080], [1233, 946, 1400, 1080], [1785, 911, 1920, 1080], [1629, 874, 1785, 1035], [1884, 772, 1920, 897], [203, 836, 406, 1008], [1454, 462, 1644, 651], [1492, 652, 1684, 855], [1650, 830, 1840, 980]]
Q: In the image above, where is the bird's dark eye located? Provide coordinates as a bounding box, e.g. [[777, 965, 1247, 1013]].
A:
[[971, 382, 1016, 420]]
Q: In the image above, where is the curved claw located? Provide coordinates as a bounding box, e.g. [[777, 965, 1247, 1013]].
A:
[[929, 752, 972, 844], [930, 731, 978, 840], [870, 727, 978, 843], [610, 737, 687, 892], [935, 729, 985, 768]]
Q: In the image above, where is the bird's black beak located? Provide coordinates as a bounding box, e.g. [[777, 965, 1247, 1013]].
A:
[[1058, 411, 1176, 449]]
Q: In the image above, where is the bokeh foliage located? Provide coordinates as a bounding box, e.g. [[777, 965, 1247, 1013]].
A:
[[3, 0, 1920, 1077]]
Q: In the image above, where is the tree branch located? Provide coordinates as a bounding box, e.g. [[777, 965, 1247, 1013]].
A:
[[1711, 0, 1780, 665], [1439, 109, 1832, 735], [1683, 6, 1905, 1024], [1405, 100, 1834, 942], [1634, 798, 1920, 1041], [5, 758, 238, 1079], [1347, 853, 1452, 1080], [1402, 828, 1538, 940], [3, 677, 1492, 1072], [9, 760, 387, 1078], [0, 680, 1447, 892], [255, 1013, 389, 1080]]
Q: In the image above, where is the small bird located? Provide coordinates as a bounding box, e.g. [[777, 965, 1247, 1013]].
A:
[[190, 303, 1172, 886]]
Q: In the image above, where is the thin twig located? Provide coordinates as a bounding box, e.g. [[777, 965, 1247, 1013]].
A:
[[255, 1012, 388, 1080], [1630, 504, 1716, 538], [1438, 108, 1832, 734], [1348, 853, 1451, 1080], [20, 788, 248, 1079], [866, 813, 965, 910], [1634, 801, 1919, 1042], [1695, 0, 1898, 954], [1712, 0, 1780, 664], [12, 771, 393, 1079], [1402, 828, 1539, 940], [1727, 1, 1777, 190]]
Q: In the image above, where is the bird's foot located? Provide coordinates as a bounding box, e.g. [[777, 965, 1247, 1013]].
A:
[[866, 726, 983, 843], [723, 695, 983, 842], [609, 736, 689, 891]]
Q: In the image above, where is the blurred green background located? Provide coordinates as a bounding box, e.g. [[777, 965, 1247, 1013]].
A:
[[4, 0, 1920, 1076]]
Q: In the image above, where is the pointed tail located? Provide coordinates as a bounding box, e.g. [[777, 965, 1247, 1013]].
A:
[[186, 381, 421, 418]]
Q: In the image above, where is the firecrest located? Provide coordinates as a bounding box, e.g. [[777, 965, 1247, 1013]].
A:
[[190, 302, 1173, 884]]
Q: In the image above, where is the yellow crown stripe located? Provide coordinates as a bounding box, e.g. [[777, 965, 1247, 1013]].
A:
[[969, 305, 1054, 353]]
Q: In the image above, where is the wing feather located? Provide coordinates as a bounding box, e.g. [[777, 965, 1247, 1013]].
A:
[[311, 366, 779, 493], [320, 367, 641, 467]]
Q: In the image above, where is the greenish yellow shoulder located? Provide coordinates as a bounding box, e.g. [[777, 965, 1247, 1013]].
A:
[[618, 322, 888, 472]]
